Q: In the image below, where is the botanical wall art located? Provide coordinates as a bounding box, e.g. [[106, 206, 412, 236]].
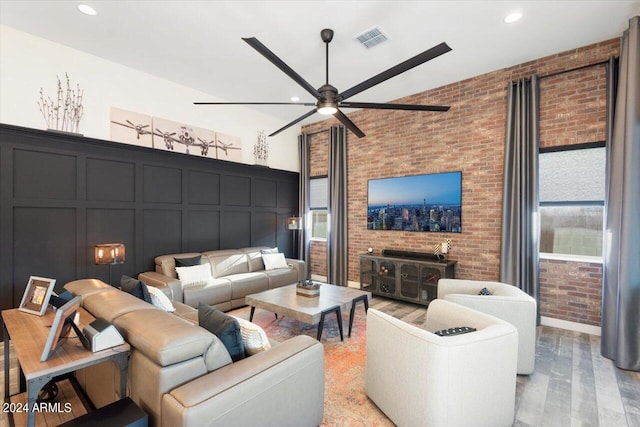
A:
[[109, 108, 242, 162], [38, 73, 84, 134]]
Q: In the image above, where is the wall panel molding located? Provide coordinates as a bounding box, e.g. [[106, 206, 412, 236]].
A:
[[0, 124, 298, 314]]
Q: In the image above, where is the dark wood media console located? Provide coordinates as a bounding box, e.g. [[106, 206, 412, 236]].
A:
[[359, 252, 456, 306]]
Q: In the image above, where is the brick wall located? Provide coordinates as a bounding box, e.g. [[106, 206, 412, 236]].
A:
[[540, 259, 603, 326], [303, 38, 618, 326]]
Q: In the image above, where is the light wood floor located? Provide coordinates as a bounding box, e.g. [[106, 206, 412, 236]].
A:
[[2, 297, 639, 426]]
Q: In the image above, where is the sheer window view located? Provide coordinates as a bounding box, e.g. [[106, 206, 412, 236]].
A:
[[539, 146, 605, 257], [310, 177, 328, 240]]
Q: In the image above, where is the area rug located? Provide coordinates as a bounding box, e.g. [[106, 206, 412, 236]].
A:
[[229, 305, 394, 427]]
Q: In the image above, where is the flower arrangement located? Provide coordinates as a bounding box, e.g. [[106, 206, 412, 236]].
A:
[[38, 73, 84, 134], [253, 129, 269, 165]]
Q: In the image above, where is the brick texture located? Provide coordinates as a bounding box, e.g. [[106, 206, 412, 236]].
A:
[[303, 38, 618, 326]]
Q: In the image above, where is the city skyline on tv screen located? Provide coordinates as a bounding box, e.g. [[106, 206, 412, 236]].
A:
[[367, 171, 462, 233]]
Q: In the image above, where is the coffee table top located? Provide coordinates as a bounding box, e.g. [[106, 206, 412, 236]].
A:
[[245, 283, 371, 325]]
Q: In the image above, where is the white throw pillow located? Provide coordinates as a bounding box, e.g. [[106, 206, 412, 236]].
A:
[[147, 285, 175, 312], [175, 264, 212, 287], [262, 253, 288, 270], [231, 316, 272, 355]]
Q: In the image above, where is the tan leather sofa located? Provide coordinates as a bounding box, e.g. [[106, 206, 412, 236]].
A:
[[64, 279, 324, 427], [139, 247, 305, 311]]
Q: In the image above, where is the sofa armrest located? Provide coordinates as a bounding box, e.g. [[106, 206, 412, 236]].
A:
[[161, 335, 324, 427], [139, 271, 183, 303], [285, 258, 306, 281]]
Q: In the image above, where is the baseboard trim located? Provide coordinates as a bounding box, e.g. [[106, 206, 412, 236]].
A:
[[310, 275, 360, 289], [541, 316, 601, 336]]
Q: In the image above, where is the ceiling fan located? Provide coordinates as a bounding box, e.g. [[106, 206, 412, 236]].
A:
[[195, 29, 451, 138]]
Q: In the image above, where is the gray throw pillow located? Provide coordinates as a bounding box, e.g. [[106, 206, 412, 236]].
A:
[[175, 255, 202, 267], [120, 275, 152, 303], [198, 303, 245, 362]]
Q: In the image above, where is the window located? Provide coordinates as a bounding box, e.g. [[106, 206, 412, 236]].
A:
[[539, 144, 605, 258], [310, 177, 328, 240]]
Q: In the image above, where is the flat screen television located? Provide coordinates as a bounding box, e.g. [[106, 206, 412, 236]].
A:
[[367, 171, 462, 233]]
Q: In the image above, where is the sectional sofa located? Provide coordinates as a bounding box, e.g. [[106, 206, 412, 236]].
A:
[[63, 278, 325, 427], [139, 247, 305, 310]]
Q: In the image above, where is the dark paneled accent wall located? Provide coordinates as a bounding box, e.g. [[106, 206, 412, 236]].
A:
[[0, 124, 299, 312]]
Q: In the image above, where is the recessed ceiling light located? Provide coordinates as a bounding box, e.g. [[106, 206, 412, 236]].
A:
[[504, 12, 522, 24], [77, 4, 97, 16], [290, 96, 300, 102]]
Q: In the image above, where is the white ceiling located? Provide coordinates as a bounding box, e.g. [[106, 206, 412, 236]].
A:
[[1, 1, 638, 128]]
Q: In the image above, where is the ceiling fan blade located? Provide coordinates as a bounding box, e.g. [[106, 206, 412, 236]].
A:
[[339, 102, 450, 112], [194, 101, 315, 106], [338, 42, 452, 101], [243, 37, 322, 101], [333, 109, 365, 138], [269, 109, 318, 137]]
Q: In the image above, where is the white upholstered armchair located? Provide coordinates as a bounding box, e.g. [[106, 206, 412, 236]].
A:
[[366, 300, 518, 427], [437, 278, 537, 375]]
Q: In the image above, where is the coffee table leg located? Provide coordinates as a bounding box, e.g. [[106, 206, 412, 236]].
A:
[[249, 306, 255, 322], [317, 306, 343, 342], [349, 295, 369, 337]]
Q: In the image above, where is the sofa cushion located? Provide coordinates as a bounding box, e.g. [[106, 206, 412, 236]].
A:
[[114, 308, 215, 367], [183, 279, 232, 308], [175, 255, 202, 267], [64, 279, 114, 299], [176, 264, 212, 287], [241, 246, 273, 272], [204, 250, 249, 278], [82, 289, 157, 323], [263, 268, 298, 289], [121, 275, 152, 303], [227, 273, 269, 299], [262, 253, 288, 270], [198, 303, 245, 362]]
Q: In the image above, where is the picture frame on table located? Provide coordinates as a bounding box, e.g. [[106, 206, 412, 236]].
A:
[[18, 276, 56, 316]]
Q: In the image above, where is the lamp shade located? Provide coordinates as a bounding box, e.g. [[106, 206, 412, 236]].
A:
[[288, 216, 302, 230], [95, 243, 125, 265]]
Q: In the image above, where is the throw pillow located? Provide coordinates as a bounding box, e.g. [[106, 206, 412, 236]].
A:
[[478, 287, 493, 296], [433, 326, 477, 337], [231, 315, 272, 355], [262, 253, 288, 270], [260, 247, 279, 255], [147, 285, 176, 312], [198, 303, 245, 362], [175, 255, 202, 267], [120, 275, 152, 303], [175, 264, 212, 287]]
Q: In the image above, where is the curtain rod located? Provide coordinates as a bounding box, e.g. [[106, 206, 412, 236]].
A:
[[303, 128, 331, 137], [538, 58, 612, 80]]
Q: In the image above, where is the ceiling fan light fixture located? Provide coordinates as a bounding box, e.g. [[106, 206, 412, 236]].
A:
[[317, 102, 338, 115]]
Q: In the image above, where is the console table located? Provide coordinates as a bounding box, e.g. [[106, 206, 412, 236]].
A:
[[359, 253, 456, 305], [2, 307, 130, 427]]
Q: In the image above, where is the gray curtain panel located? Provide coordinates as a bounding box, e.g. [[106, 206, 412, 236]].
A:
[[500, 76, 540, 323], [327, 126, 348, 286], [298, 133, 311, 277], [601, 16, 640, 371]]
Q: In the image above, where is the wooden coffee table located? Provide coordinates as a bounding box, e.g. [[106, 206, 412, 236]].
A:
[[245, 283, 371, 341]]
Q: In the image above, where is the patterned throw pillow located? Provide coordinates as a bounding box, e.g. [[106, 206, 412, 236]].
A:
[[478, 287, 493, 296], [231, 315, 272, 355]]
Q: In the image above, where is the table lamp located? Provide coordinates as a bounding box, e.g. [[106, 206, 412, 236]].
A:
[[95, 243, 125, 286]]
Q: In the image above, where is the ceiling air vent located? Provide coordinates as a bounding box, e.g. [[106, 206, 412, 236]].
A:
[[355, 27, 389, 49]]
